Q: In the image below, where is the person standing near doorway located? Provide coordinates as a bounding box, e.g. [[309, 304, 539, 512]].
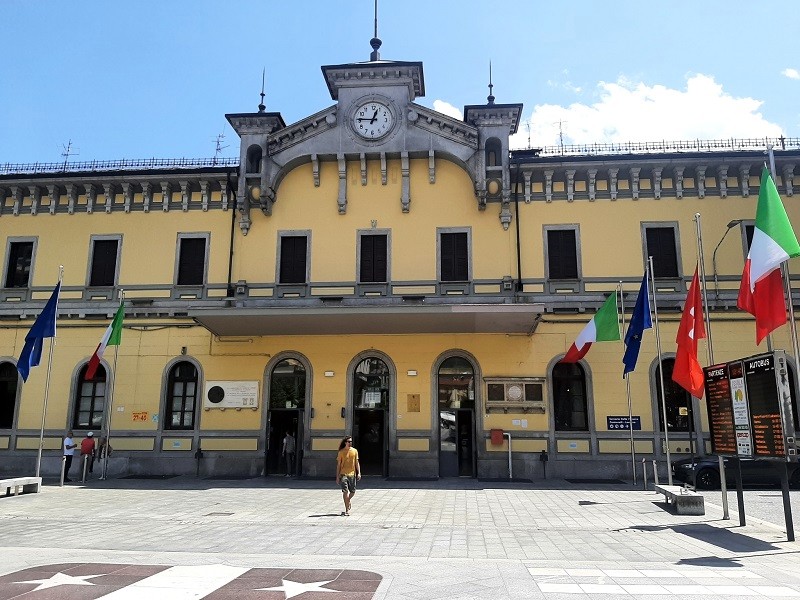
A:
[[281, 431, 296, 477], [80, 432, 96, 475], [63, 431, 77, 482], [336, 436, 360, 516]]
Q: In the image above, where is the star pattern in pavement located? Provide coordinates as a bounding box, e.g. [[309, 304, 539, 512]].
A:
[[257, 577, 339, 598], [16, 571, 103, 591]]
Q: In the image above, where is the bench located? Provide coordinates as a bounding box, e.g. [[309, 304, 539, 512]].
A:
[[654, 484, 705, 515], [1, 476, 42, 497]]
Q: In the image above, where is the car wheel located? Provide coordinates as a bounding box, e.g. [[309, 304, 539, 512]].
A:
[[790, 468, 800, 490], [695, 468, 720, 490]]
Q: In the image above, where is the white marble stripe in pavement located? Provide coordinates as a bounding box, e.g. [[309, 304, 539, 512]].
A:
[[95, 564, 249, 599], [537, 582, 800, 595]]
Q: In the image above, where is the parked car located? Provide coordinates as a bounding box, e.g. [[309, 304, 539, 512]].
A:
[[672, 455, 800, 490]]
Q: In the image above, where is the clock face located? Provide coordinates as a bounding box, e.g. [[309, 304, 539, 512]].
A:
[[352, 101, 394, 139]]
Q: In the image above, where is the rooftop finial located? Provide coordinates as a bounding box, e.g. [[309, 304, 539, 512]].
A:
[[258, 68, 266, 113], [370, 0, 382, 61], [487, 61, 495, 105]]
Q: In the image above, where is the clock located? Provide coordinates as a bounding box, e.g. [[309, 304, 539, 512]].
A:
[[352, 100, 394, 139]]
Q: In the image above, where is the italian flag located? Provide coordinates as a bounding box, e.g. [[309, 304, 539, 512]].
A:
[[560, 292, 620, 363], [737, 166, 800, 344], [86, 303, 124, 380]]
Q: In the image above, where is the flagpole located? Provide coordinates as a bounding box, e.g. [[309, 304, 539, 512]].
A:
[[649, 256, 673, 484], [35, 265, 63, 478], [694, 213, 713, 365], [101, 289, 123, 481], [619, 281, 637, 484]]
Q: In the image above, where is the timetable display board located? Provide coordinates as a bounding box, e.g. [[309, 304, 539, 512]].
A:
[[704, 351, 797, 461], [704, 363, 738, 455]]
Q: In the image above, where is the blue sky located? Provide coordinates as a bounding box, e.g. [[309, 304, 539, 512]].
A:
[[2, 0, 798, 163]]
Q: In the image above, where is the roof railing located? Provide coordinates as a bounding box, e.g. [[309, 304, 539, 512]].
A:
[[0, 157, 239, 176], [531, 136, 800, 157]]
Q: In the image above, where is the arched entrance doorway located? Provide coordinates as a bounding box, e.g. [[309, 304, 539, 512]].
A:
[[266, 358, 306, 476], [438, 356, 475, 477], [352, 357, 389, 476]]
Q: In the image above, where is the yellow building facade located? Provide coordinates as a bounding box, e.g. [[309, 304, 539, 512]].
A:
[[1, 45, 799, 481]]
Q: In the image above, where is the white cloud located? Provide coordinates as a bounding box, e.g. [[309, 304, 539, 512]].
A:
[[511, 74, 784, 150], [782, 68, 800, 80], [432, 99, 463, 120]]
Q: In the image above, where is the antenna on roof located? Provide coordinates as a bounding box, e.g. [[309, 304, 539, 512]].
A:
[[555, 120, 567, 154], [526, 121, 531, 149], [369, 0, 382, 61], [213, 132, 229, 165], [258, 68, 266, 113], [487, 62, 495, 105], [60, 140, 79, 170]]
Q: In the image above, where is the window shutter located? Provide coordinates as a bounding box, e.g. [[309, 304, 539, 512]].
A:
[[177, 238, 206, 285], [360, 234, 387, 282], [441, 232, 468, 282], [547, 230, 578, 279], [280, 236, 307, 284], [5, 241, 33, 288], [645, 227, 678, 278], [89, 240, 118, 286]]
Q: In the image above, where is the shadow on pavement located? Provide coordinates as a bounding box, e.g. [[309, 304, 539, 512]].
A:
[[625, 523, 779, 552]]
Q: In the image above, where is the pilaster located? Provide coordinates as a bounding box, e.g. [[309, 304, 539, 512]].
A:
[[696, 166, 706, 199], [103, 183, 114, 213], [653, 167, 662, 199], [544, 170, 553, 203], [29, 186, 40, 215], [161, 181, 171, 212], [587, 169, 597, 201], [566, 169, 576, 202], [337, 154, 347, 214], [66, 183, 77, 214], [86, 183, 96, 214], [630, 167, 640, 200], [674, 167, 684, 199], [609, 168, 618, 201], [142, 182, 152, 213], [717, 165, 728, 198], [122, 182, 133, 213]]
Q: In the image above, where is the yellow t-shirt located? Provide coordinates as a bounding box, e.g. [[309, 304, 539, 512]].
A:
[[337, 447, 359, 477]]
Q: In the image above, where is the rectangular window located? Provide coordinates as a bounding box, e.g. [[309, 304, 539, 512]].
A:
[[279, 235, 308, 284], [89, 239, 119, 287], [177, 237, 207, 285], [359, 234, 388, 283], [5, 241, 33, 288], [645, 226, 679, 278], [546, 229, 578, 280], [440, 232, 468, 282]]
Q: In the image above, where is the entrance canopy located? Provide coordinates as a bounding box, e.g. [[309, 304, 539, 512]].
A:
[[191, 303, 544, 336]]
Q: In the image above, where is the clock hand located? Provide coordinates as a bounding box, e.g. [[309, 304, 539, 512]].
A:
[[369, 109, 378, 124]]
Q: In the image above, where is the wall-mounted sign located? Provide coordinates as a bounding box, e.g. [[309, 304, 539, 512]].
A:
[[203, 381, 259, 409], [607, 416, 641, 430]]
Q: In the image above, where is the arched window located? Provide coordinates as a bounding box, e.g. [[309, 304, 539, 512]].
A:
[[73, 364, 106, 429], [438, 357, 475, 410], [353, 357, 389, 409], [269, 358, 306, 409], [0, 362, 19, 429], [485, 138, 502, 167], [655, 358, 691, 432], [552, 362, 588, 431], [246, 145, 263, 174], [165, 361, 198, 430]]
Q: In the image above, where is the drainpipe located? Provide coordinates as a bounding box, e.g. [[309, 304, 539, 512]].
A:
[[226, 169, 236, 298], [503, 432, 512, 479], [512, 157, 523, 294]]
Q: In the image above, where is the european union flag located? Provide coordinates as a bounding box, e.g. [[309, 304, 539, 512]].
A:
[[17, 282, 61, 382], [622, 273, 652, 376]]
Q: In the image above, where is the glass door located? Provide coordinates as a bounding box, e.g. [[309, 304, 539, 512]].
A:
[[438, 357, 475, 477]]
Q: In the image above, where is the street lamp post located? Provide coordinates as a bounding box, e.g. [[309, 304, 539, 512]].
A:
[[712, 219, 743, 300]]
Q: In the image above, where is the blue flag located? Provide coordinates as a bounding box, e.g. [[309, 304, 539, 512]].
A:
[[622, 273, 652, 376], [17, 282, 61, 382]]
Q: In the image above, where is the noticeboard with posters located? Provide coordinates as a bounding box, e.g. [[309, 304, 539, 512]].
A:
[[703, 351, 798, 461]]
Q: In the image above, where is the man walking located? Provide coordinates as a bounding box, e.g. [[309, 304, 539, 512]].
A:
[[336, 436, 360, 516], [281, 430, 296, 476], [63, 431, 77, 482]]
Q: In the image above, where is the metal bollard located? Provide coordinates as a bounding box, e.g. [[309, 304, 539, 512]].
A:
[[60, 456, 67, 487], [641, 458, 648, 490], [81, 454, 89, 484], [652, 460, 660, 486]]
